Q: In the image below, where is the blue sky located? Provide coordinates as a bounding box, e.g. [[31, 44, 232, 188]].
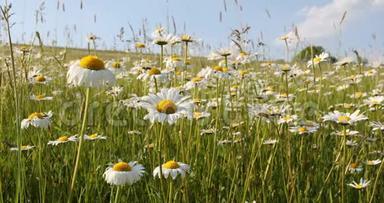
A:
[[6, 0, 384, 59]]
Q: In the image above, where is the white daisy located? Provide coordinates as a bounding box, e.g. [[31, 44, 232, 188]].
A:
[[184, 76, 208, 90], [10, 145, 35, 151], [363, 96, 384, 107], [263, 139, 278, 145], [29, 74, 52, 85], [21, 111, 53, 129], [137, 67, 168, 82], [103, 161, 145, 186], [48, 135, 77, 146], [153, 160, 190, 179], [106, 60, 125, 76], [30, 94, 53, 101], [84, 133, 107, 141], [140, 88, 194, 124], [307, 52, 329, 67], [193, 111, 211, 120], [106, 86, 123, 97], [370, 121, 384, 131], [289, 125, 319, 135], [67, 55, 116, 88], [366, 159, 382, 166], [277, 114, 298, 124], [164, 55, 183, 70], [347, 178, 370, 190], [322, 110, 368, 125]]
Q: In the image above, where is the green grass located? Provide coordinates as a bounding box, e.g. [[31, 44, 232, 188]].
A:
[[0, 44, 383, 203]]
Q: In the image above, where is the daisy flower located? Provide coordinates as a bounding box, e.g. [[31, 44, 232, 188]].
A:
[[363, 96, 384, 107], [137, 67, 168, 82], [348, 163, 363, 173], [134, 42, 146, 49], [67, 55, 116, 88], [21, 111, 53, 129], [370, 121, 384, 131], [277, 114, 298, 124], [10, 145, 35, 151], [30, 94, 53, 101], [289, 125, 319, 135], [366, 159, 382, 166], [106, 86, 123, 97], [263, 139, 278, 145], [153, 160, 190, 179], [307, 52, 329, 67], [332, 129, 359, 137], [29, 74, 52, 85], [103, 161, 145, 186], [140, 88, 194, 124], [48, 135, 77, 146], [193, 111, 211, 120], [347, 178, 370, 190], [184, 76, 208, 90], [164, 55, 183, 70], [322, 110, 368, 125], [106, 60, 125, 76], [153, 34, 173, 46], [84, 133, 107, 141], [180, 34, 195, 43], [120, 95, 142, 109]]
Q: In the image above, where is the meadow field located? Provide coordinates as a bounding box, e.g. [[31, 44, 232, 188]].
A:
[[0, 1, 384, 203]]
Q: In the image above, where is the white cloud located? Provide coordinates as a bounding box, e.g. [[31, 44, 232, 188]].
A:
[[296, 0, 384, 40]]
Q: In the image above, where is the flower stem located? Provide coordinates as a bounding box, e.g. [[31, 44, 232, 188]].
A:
[[68, 87, 91, 202], [114, 186, 120, 203]]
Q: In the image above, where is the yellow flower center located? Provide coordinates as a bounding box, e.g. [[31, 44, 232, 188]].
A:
[[281, 65, 291, 72], [337, 115, 351, 123], [20, 46, 30, 53], [239, 70, 249, 77], [354, 92, 363, 98], [35, 75, 46, 82], [57, 136, 69, 142], [112, 62, 121, 69], [350, 163, 358, 169], [193, 112, 202, 119], [298, 127, 308, 134], [79, 55, 105, 70], [193, 98, 201, 104], [162, 160, 180, 169], [283, 115, 292, 121], [20, 145, 30, 150], [148, 67, 161, 76], [135, 43, 146, 49], [88, 133, 98, 139], [213, 66, 228, 73], [36, 94, 45, 100], [28, 112, 45, 120], [191, 76, 203, 83], [112, 162, 132, 171], [354, 184, 363, 189], [313, 57, 321, 64], [239, 51, 248, 57], [181, 34, 192, 42], [156, 99, 177, 114], [171, 55, 181, 62]]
